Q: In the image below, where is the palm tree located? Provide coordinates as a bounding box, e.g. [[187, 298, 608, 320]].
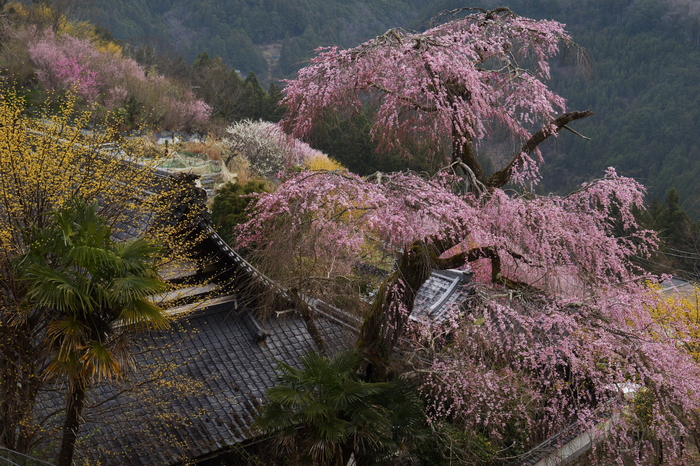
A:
[[16, 199, 168, 466], [254, 350, 426, 465]]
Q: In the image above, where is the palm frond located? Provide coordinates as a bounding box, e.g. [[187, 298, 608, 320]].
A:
[[82, 341, 121, 381], [312, 417, 349, 444], [110, 333, 136, 375], [24, 265, 95, 313], [329, 380, 390, 410], [46, 349, 82, 380], [67, 245, 119, 269], [328, 348, 364, 375], [110, 276, 168, 301], [300, 401, 333, 425], [253, 402, 295, 434], [267, 384, 314, 407], [118, 298, 168, 330], [257, 350, 423, 464], [47, 316, 85, 350], [117, 237, 163, 262]]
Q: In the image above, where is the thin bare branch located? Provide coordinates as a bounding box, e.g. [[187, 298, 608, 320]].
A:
[[487, 110, 594, 188]]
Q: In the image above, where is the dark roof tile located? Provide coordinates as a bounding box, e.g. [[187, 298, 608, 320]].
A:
[[36, 300, 353, 465]]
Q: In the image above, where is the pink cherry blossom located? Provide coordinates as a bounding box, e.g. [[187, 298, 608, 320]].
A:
[[240, 8, 700, 463]]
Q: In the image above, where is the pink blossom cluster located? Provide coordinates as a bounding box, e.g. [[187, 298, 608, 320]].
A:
[[470, 169, 657, 296], [236, 170, 476, 258], [19, 27, 210, 130], [238, 165, 700, 461], [416, 279, 700, 462], [163, 93, 213, 131], [104, 86, 127, 110], [283, 10, 569, 176], [28, 30, 101, 103], [237, 170, 382, 253]]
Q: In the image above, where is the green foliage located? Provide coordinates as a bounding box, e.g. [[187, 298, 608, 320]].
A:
[[140, 50, 285, 127], [657, 188, 696, 247], [254, 350, 426, 465], [241, 72, 267, 119], [413, 422, 496, 466], [17, 198, 168, 382], [637, 188, 700, 278], [632, 387, 655, 432], [211, 181, 270, 245], [263, 82, 285, 123], [307, 110, 440, 176]]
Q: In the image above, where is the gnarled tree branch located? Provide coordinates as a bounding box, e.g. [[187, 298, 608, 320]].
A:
[[487, 110, 593, 189]]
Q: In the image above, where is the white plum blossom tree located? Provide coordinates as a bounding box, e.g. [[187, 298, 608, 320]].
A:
[[225, 119, 325, 177]]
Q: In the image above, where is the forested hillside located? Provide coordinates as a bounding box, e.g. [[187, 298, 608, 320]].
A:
[[0, 3, 212, 132], [88, 0, 425, 77]]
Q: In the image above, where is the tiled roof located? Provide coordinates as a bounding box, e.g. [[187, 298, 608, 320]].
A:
[[411, 270, 473, 323], [46, 254, 469, 465], [39, 301, 354, 465], [35, 239, 472, 464]]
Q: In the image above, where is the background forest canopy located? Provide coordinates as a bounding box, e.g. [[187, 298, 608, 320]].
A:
[[68, 0, 700, 221]]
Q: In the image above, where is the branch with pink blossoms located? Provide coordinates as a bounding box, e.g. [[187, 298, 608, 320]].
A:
[[282, 7, 592, 193]]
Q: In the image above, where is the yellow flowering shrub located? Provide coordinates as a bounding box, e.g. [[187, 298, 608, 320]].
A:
[[304, 152, 345, 171], [648, 282, 700, 361], [1, 91, 169, 256], [0, 91, 216, 457], [4, 1, 122, 56]]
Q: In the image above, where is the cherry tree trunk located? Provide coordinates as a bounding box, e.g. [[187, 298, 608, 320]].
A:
[[357, 241, 435, 380]]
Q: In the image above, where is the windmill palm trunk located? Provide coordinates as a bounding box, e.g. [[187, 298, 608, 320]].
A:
[[57, 383, 86, 466]]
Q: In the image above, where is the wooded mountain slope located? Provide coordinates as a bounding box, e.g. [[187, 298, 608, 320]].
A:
[[89, 0, 425, 77]]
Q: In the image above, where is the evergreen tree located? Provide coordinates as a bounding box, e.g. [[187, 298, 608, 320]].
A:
[[263, 82, 285, 123], [211, 181, 269, 245], [243, 71, 267, 120]]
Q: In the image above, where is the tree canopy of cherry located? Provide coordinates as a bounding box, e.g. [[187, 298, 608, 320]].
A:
[[239, 8, 700, 463]]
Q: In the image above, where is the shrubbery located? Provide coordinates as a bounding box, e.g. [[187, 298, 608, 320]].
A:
[[0, 3, 210, 132], [224, 119, 343, 177], [211, 180, 270, 245]]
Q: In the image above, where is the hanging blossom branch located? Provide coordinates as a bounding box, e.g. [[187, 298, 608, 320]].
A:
[[283, 8, 591, 187], [236, 7, 700, 462]]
